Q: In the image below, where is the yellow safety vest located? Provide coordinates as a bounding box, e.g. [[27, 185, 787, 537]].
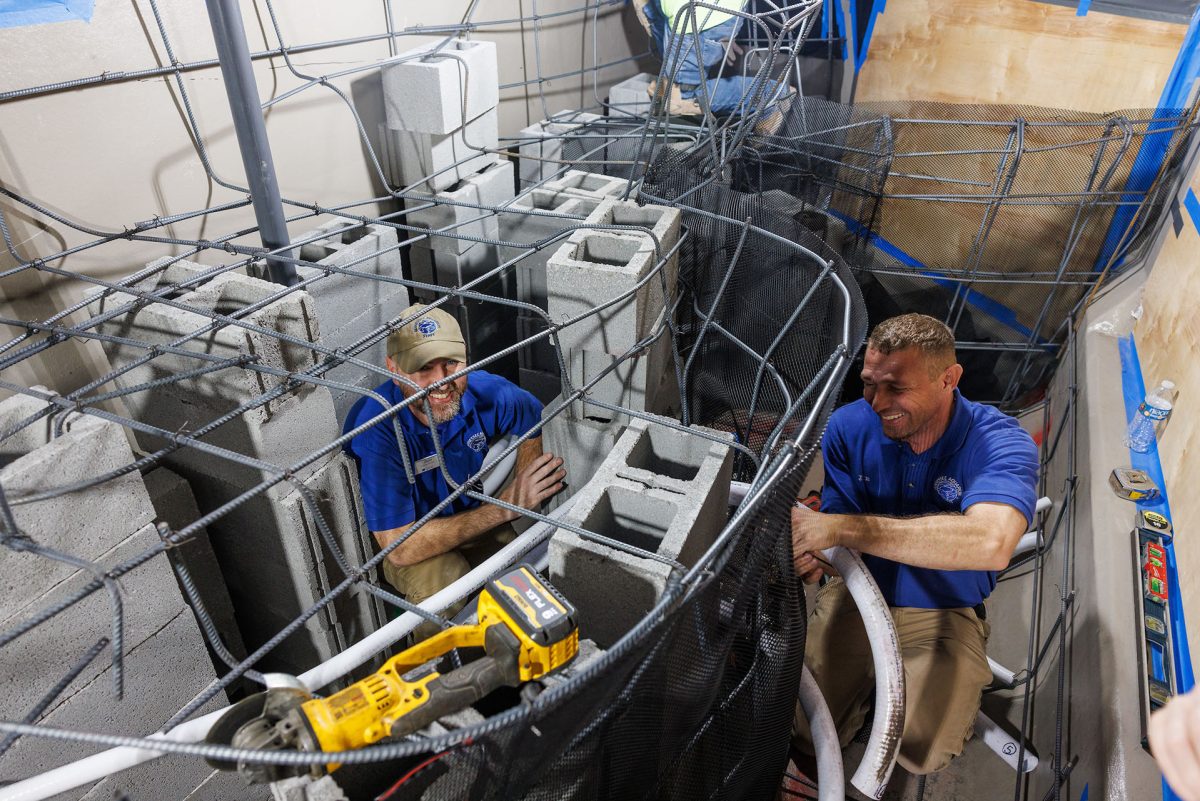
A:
[[658, 0, 745, 33]]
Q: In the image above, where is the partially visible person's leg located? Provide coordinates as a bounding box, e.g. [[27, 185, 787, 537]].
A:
[[792, 579, 877, 754], [383, 550, 472, 641], [891, 606, 992, 775], [460, 522, 517, 568]]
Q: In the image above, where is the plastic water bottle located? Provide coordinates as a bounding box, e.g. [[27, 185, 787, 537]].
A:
[[1126, 380, 1176, 453]]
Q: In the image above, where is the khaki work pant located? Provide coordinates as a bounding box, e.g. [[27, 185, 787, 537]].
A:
[[792, 578, 992, 775], [381, 523, 516, 641]]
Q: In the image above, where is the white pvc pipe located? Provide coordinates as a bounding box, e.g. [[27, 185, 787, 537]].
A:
[[823, 546, 904, 800], [797, 665, 846, 801], [480, 434, 519, 497], [0, 500, 574, 801], [987, 656, 1017, 689]]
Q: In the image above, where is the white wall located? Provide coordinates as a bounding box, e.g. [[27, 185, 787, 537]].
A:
[[0, 0, 651, 394]]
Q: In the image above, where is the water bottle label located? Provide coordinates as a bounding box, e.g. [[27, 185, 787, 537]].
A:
[[1140, 403, 1170, 421]]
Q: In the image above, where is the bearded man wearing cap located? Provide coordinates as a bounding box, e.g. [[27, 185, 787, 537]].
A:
[[345, 304, 565, 618]]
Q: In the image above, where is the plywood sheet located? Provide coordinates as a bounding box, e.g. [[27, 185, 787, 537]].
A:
[[1134, 169, 1200, 658], [855, 0, 1186, 113]]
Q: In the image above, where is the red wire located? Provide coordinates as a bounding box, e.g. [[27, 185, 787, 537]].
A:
[[374, 739, 472, 801]]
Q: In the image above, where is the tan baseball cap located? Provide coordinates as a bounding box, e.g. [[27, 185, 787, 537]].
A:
[[387, 305, 467, 373]]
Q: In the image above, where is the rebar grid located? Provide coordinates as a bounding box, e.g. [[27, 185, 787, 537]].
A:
[[0, 1, 1195, 799]]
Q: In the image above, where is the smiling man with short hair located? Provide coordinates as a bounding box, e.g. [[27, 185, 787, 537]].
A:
[[346, 305, 565, 624], [791, 313, 1038, 777]]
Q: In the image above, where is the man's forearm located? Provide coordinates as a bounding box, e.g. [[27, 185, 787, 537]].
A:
[[375, 502, 510, 568], [831, 511, 1015, 571]]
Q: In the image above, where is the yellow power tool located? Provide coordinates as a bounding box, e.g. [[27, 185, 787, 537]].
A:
[[206, 564, 578, 783]]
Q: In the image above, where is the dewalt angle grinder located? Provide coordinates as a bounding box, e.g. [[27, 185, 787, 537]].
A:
[[206, 564, 578, 783]]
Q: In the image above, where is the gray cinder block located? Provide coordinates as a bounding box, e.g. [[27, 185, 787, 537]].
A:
[[381, 109, 500, 193], [409, 242, 504, 302], [382, 39, 499, 135], [607, 72, 655, 117], [143, 467, 248, 674], [0, 386, 58, 456], [188, 452, 386, 676], [404, 159, 515, 255], [0, 413, 155, 619], [538, 396, 623, 512], [541, 169, 628, 200], [0, 523, 226, 801], [274, 221, 410, 424], [517, 111, 605, 186], [547, 415, 732, 647], [89, 269, 325, 425], [498, 189, 603, 309]]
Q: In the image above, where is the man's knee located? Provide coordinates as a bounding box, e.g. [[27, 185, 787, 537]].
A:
[[383, 549, 471, 604], [898, 738, 959, 775]]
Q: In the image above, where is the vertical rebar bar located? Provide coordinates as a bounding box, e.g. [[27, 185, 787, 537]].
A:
[[203, 0, 297, 286]]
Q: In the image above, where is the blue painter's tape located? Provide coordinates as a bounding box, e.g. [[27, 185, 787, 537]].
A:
[[1119, 336, 1193, 801], [1184, 189, 1200, 234], [0, 0, 93, 28], [826, 208, 1048, 343], [1118, 336, 1194, 684], [1077, 0, 1091, 16], [857, 0, 887, 72], [1093, 6, 1200, 272]]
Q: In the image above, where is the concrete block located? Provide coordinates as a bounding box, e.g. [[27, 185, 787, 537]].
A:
[[0, 386, 57, 456], [517, 111, 605, 186], [404, 160, 515, 255], [143, 467, 248, 673], [89, 270, 325, 425], [0, 523, 226, 801], [607, 72, 655, 117], [260, 221, 409, 424], [541, 169, 628, 200], [548, 478, 680, 648], [0, 414, 155, 620], [547, 415, 731, 647], [567, 346, 669, 422], [538, 398, 623, 511], [498, 190, 603, 309], [601, 415, 734, 566], [516, 311, 561, 376], [547, 232, 664, 361], [188, 452, 386, 676], [382, 39, 499, 135], [381, 108, 500, 193]]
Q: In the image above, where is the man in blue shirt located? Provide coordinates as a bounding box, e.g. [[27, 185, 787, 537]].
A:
[[791, 313, 1038, 777], [346, 305, 565, 623]]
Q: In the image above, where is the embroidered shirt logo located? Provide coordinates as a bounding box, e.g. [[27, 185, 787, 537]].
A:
[[467, 431, 487, 452], [416, 318, 438, 337], [934, 476, 963, 504]]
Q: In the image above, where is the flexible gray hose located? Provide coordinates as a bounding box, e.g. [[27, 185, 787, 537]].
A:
[[822, 546, 904, 800], [797, 665, 845, 801]]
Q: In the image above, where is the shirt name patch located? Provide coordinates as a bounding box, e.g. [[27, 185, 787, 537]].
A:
[[934, 475, 963, 504], [467, 431, 487, 452], [413, 454, 440, 475]]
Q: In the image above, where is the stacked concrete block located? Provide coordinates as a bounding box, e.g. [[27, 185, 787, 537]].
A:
[[143, 467, 249, 678], [517, 111, 605, 186], [548, 415, 733, 646], [538, 395, 622, 513], [607, 72, 655, 117], [0, 400, 227, 799], [255, 221, 409, 424], [87, 267, 385, 674], [546, 198, 682, 421], [405, 159, 515, 257], [380, 38, 501, 192], [541, 169, 629, 200], [498, 188, 604, 310]]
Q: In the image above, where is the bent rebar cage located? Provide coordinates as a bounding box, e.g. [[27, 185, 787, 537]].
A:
[[0, 1, 1195, 799]]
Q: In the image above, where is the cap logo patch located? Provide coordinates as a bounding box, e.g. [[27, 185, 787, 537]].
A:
[[934, 476, 963, 504], [416, 318, 439, 337], [467, 431, 487, 452]]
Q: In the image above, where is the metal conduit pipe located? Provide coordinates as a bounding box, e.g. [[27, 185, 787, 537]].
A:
[[822, 545, 904, 800], [203, 0, 297, 286], [0, 498, 575, 801], [797, 665, 846, 801]]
